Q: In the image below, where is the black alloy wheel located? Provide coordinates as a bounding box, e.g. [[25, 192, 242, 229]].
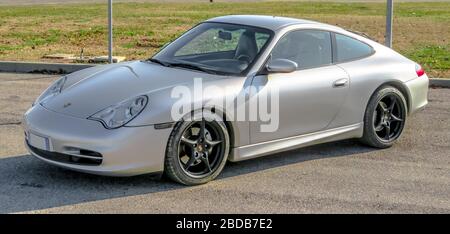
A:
[[373, 94, 405, 142], [165, 112, 230, 185], [361, 86, 407, 148], [178, 118, 226, 178]]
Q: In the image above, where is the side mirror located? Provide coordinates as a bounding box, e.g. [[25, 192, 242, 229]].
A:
[[266, 59, 298, 73]]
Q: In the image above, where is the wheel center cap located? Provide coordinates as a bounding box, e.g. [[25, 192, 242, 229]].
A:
[[197, 145, 203, 152]]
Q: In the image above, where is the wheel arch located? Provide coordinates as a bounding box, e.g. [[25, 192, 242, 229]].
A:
[[371, 81, 411, 115], [209, 107, 235, 149], [170, 107, 235, 149]]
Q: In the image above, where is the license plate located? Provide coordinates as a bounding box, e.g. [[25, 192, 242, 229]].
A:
[[28, 132, 50, 151]]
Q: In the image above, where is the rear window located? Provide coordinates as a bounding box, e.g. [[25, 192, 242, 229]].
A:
[[335, 33, 373, 62]]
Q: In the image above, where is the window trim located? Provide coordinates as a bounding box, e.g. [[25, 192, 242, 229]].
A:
[[332, 32, 376, 64]]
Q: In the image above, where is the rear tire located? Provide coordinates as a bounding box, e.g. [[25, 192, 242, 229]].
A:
[[360, 86, 407, 148], [164, 111, 230, 185]]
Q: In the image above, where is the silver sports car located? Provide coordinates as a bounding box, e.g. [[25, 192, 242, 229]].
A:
[[24, 15, 428, 185]]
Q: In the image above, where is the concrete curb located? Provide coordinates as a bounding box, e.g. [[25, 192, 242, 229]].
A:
[[0, 61, 96, 74], [429, 78, 450, 88]]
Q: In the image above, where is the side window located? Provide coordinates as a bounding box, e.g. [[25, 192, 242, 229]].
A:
[[335, 34, 373, 62], [271, 30, 332, 69]]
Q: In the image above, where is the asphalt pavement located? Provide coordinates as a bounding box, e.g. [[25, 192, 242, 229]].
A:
[[0, 72, 449, 213]]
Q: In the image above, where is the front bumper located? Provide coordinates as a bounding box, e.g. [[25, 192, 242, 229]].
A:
[[23, 104, 172, 176]]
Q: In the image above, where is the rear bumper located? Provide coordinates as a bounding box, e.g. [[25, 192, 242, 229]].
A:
[[23, 104, 172, 176], [404, 74, 429, 115]]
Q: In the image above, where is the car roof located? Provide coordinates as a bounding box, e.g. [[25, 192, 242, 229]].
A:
[[206, 15, 323, 31]]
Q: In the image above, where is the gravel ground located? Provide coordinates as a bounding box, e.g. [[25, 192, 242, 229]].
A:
[[0, 72, 449, 214]]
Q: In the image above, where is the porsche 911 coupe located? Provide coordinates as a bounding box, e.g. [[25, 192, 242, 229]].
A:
[[23, 15, 428, 185]]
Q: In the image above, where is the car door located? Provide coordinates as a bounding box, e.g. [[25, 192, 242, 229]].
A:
[[249, 29, 350, 144]]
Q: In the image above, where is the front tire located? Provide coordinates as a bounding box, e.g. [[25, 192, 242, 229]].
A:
[[164, 111, 230, 185], [360, 86, 407, 148]]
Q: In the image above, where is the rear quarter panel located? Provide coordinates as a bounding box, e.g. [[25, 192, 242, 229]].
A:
[[328, 43, 419, 129]]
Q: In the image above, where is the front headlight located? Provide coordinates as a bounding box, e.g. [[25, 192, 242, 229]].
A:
[[88, 95, 148, 129], [35, 76, 67, 105]]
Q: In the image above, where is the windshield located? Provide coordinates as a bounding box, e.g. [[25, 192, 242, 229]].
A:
[[151, 22, 273, 76]]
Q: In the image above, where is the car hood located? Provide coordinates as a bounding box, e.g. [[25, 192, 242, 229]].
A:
[[42, 60, 226, 118]]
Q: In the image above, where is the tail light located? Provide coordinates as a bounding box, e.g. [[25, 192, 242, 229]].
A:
[[415, 64, 425, 77]]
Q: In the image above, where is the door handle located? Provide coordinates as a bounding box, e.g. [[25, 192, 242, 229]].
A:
[[333, 78, 348, 88]]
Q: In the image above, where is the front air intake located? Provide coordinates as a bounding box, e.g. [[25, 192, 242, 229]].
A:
[[28, 143, 103, 166]]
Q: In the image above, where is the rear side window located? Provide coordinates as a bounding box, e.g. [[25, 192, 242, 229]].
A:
[[335, 33, 373, 62]]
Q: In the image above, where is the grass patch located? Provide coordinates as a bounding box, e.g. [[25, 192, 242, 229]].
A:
[[0, 1, 448, 76], [405, 45, 450, 78], [0, 44, 23, 53]]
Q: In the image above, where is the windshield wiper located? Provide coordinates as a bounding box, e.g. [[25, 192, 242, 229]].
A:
[[166, 62, 211, 73], [147, 58, 170, 67], [166, 62, 225, 75], [147, 59, 228, 75]]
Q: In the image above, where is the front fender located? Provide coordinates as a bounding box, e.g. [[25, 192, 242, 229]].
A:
[[126, 76, 246, 127]]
